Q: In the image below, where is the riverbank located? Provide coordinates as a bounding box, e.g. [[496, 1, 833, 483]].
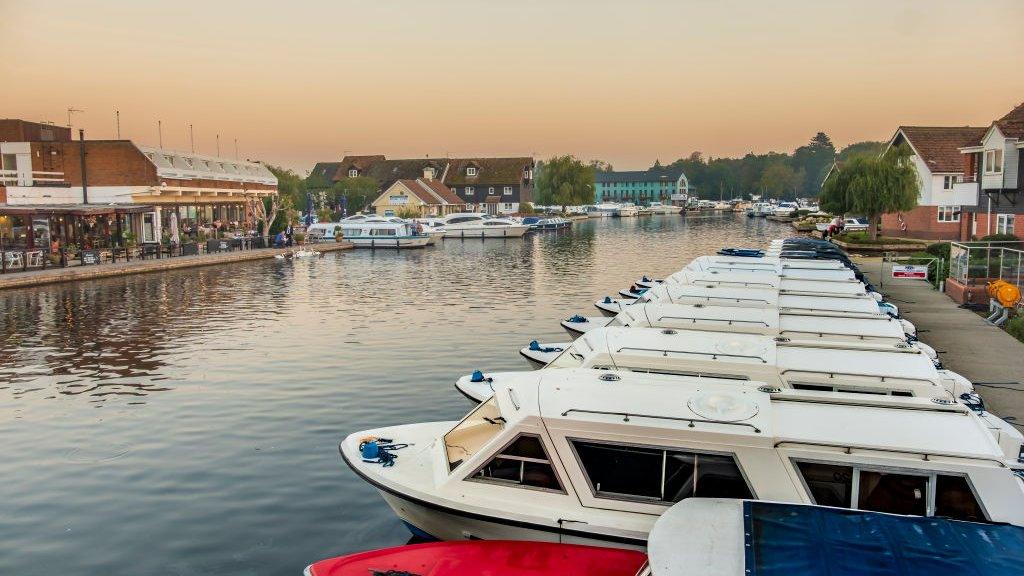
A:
[[0, 241, 354, 290], [858, 257, 1024, 426]]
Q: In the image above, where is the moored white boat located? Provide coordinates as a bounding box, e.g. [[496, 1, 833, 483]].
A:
[[338, 217, 432, 248], [615, 203, 639, 217], [441, 213, 529, 238], [646, 202, 682, 215], [343, 368, 1024, 549]]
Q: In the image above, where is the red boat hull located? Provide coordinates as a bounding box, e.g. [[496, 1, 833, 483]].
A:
[[307, 540, 647, 576]]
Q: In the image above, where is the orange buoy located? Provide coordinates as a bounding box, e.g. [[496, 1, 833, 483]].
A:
[[988, 280, 1022, 307]]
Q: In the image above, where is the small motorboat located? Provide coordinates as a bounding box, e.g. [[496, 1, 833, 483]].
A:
[[615, 203, 639, 217], [306, 540, 647, 576], [523, 216, 572, 230], [646, 201, 681, 214]]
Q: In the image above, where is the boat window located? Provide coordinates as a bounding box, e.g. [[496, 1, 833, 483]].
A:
[[443, 398, 505, 472], [572, 440, 752, 504], [342, 228, 362, 236], [371, 228, 397, 236], [795, 462, 853, 507], [934, 474, 985, 521], [470, 434, 562, 492], [794, 461, 987, 520], [858, 470, 928, 516]]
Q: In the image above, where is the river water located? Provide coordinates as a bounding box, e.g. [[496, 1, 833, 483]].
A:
[[0, 213, 794, 575]]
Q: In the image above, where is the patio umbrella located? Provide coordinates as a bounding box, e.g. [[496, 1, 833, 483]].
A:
[[169, 211, 180, 245]]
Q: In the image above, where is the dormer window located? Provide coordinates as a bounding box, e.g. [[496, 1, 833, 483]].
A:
[[348, 169, 359, 178], [466, 167, 478, 176]]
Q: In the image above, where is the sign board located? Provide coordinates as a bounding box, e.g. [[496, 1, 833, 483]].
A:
[[892, 264, 928, 279], [81, 250, 100, 265], [181, 243, 198, 256]]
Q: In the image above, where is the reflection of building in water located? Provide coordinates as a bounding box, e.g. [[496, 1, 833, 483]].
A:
[[0, 118, 277, 253], [0, 262, 292, 403]]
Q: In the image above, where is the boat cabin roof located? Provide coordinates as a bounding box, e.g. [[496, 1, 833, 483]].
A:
[[490, 368, 999, 459], [549, 327, 944, 396], [617, 303, 906, 340], [687, 254, 850, 272], [640, 284, 883, 316], [666, 270, 865, 293]]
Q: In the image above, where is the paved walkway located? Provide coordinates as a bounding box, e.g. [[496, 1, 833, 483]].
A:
[[858, 257, 1024, 426], [0, 242, 354, 290]]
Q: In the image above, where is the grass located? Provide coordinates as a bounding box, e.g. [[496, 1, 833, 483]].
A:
[[833, 231, 925, 245]]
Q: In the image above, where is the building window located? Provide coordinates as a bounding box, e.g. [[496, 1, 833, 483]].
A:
[[348, 169, 358, 178], [937, 205, 960, 223], [997, 214, 1015, 235], [794, 461, 986, 521], [571, 440, 753, 504], [465, 186, 474, 195], [503, 186, 513, 195], [466, 167, 478, 176], [488, 187, 495, 194], [984, 149, 1003, 174], [942, 175, 961, 190], [503, 203, 513, 210]]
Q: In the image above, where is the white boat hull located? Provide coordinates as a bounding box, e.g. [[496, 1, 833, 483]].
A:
[[595, 298, 637, 316], [348, 236, 431, 248], [442, 225, 529, 239], [376, 490, 644, 549]]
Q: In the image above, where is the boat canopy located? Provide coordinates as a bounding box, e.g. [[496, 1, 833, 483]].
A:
[[648, 499, 1024, 576]]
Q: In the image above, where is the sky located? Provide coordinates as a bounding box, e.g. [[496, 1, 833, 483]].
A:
[[3, 0, 1024, 173]]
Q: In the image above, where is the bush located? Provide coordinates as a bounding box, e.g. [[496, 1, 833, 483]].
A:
[[519, 202, 536, 215], [979, 233, 1019, 242], [393, 206, 420, 219], [925, 242, 950, 259], [1007, 317, 1024, 343]]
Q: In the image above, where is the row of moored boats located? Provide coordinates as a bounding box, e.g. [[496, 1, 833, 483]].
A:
[[308, 237, 1024, 575], [306, 213, 571, 248]]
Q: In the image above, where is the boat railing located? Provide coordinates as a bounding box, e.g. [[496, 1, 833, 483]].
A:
[[653, 315, 771, 328], [615, 346, 768, 363], [668, 294, 774, 306], [778, 369, 937, 387], [773, 440, 1009, 468], [777, 308, 882, 318], [560, 408, 762, 434], [775, 339, 920, 354], [778, 289, 866, 299]]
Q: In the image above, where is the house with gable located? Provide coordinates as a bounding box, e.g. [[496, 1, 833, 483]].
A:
[[879, 126, 986, 240]]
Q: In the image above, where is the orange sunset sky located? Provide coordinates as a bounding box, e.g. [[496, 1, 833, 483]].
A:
[[3, 0, 1024, 173]]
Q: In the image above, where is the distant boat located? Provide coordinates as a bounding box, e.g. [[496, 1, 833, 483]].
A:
[[615, 203, 639, 217], [440, 213, 530, 238], [647, 201, 682, 214], [338, 218, 432, 248]]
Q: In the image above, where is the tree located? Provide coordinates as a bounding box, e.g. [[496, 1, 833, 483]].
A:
[[820, 144, 919, 240], [331, 176, 379, 214], [589, 160, 614, 172], [265, 164, 307, 209], [760, 162, 797, 198], [791, 132, 836, 197], [248, 194, 281, 238], [534, 155, 595, 211], [838, 141, 887, 161]]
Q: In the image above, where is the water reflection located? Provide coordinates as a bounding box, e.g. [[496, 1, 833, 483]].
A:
[[0, 213, 794, 576]]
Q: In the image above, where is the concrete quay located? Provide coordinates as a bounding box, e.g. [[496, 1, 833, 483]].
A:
[[858, 257, 1024, 427], [0, 242, 354, 290]]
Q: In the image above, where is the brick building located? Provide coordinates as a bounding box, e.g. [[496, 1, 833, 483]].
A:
[[879, 126, 985, 240], [1, 118, 277, 252], [312, 154, 535, 215]]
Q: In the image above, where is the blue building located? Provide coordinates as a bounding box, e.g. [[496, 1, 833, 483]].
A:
[[593, 167, 689, 205]]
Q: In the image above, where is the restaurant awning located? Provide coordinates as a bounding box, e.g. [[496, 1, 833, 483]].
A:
[[0, 203, 155, 216]]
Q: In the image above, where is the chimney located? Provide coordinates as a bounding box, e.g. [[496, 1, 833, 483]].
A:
[[423, 166, 434, 181]]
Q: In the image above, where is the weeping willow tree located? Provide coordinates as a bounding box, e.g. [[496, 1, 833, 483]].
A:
[[820, 144, 919, 241], [534, 155, 595, 212]]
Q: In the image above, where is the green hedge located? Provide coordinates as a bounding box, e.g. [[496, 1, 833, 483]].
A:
[[1007, 317, 1024, 343]]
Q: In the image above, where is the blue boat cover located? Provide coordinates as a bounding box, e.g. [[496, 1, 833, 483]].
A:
[[743, 501, 1024, 576]]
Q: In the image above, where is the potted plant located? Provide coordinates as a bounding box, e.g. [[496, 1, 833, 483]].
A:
[[294, 232, 306, 245], [334, 230, 344, 243]]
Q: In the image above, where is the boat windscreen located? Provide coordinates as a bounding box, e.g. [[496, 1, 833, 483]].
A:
[[443, 398, 505, 471], [743, 501, 1024, 576]]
